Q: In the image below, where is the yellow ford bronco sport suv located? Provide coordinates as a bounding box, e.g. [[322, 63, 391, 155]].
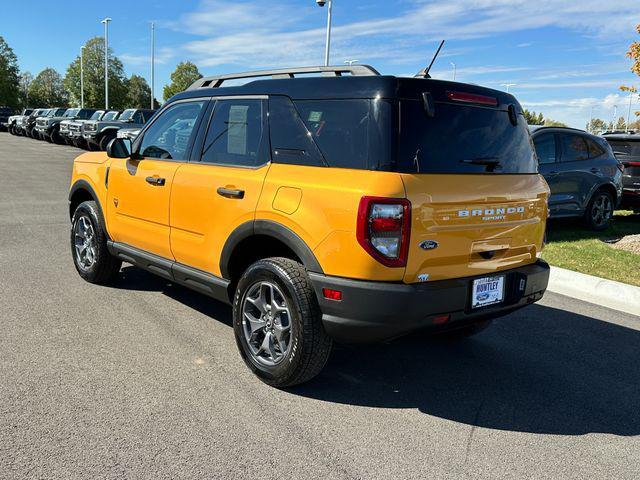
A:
[[69, 65, 550, 387]]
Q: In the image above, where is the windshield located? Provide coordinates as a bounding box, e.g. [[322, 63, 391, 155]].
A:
[[606, 139, 640, 160], [90, 110, 105, 120], [118, 109, 136, 121], [397, 101, 537, 174], [103, 111, 119, 121], [64, 109, 79, 117]]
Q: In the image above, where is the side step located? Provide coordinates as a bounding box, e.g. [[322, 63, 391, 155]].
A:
[[107, 241, 232, 305]]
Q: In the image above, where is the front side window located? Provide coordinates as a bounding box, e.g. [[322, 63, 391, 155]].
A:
[[133, 111, 144, 123], [138, 101, 205, 161], [559, 134, 589, 162], [533, 134, 556, 165], [200, 99, 268, 167]]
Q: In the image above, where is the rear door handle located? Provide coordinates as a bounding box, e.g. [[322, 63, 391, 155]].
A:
[[217, 187, 245, 199], [145, 176, 166, 186]]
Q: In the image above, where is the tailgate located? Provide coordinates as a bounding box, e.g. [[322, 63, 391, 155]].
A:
[[401, 174, 549, 283]]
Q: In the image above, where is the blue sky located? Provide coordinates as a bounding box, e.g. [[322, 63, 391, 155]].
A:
[[2, 0, 640, 128]]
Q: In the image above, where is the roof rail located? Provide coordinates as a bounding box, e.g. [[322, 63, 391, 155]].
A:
[[187, 65, 381, 90]]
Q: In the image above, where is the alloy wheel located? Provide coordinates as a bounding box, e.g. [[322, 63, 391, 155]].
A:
[[591, 194, 612, 228], [73, 216, 97, 270], [241, 281, 292, 366]]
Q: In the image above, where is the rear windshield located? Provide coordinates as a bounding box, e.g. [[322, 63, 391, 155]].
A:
[[397, 101, 537, 174], [606, 139, 640, 160]]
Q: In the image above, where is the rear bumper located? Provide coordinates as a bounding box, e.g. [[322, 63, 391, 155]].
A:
[[309, 260, 550, 343]]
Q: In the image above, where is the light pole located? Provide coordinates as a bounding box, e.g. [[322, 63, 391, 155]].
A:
[[80, 46, 85, 109], [101, 17, 112, 110], [316, 0, 333, 66], [151, 22, 155, 109], [501, 83, 516, 93], [450, 62, 456, 81], [612, 105, 618, 130], [626, 88, 637, 132]]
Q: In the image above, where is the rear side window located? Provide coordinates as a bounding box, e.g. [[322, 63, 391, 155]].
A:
[[559, 134, 589, 162], [398, 101, 537, 174], [294, 99, 392, 170], [533, 134, 556, 165], [200, 99, 268, 167], [269, 96, 324, 167], [586, 138, 605, 158]]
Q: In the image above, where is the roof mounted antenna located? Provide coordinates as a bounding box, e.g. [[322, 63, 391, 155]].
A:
[[415, 40, 445, 79]]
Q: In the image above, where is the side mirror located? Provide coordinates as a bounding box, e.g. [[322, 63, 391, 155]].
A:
[[106, 137, 132, 158]]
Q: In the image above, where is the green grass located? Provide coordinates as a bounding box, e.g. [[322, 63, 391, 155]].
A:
[[542, 211, 640, 286]]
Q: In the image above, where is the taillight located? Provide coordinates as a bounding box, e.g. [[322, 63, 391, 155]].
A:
[[357, 197, 411, 268]]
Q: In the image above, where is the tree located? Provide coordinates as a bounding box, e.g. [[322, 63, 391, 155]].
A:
[[629, 118, 640, 131], [615, 116, 627, 131], [523, 109, 545, 125], [0, 36, 21, 109], [586, 117, 607, 133], [543, 118, 568, 128], [163, 61, 202, 101], [28, 68, 68, 107], [125, 74, 159, 109], [18, 71, 33, 109], [625, 26, 640, 118], [63, 37, 128, 109]]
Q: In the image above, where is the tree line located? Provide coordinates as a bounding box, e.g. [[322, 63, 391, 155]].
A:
[[0, 35, 203, 111]]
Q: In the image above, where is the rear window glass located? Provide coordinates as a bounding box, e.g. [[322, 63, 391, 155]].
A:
[[294, 99, 392, 170], [606, 139, 640, 160], [398, 101, 537, 174]]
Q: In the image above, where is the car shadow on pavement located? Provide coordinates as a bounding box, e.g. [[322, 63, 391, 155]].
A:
[[292, 305, 640, 436], [116, 266, 233, 326], [114, 266, 640, 436]]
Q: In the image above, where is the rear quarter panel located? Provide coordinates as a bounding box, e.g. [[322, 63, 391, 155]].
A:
[[257, 164, 407, 281]]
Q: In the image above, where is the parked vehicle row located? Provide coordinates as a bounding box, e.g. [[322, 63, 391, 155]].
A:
[[4, 106, 155, 151]]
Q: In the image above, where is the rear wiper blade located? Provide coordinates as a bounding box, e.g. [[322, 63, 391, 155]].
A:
[[460, 157, 501, 165]]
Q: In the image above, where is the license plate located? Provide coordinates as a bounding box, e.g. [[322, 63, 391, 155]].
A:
[[471, 276, 505, 309]]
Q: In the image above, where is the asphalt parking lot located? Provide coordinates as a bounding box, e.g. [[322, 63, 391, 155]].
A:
[[1, 132, 639, 479]]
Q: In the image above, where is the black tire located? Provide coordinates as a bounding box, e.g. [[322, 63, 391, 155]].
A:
[[434, 319, 493, 341], [51, 129, 64, 144], [584, 190, 614, 231], [70, 200, 122, 285], [99, 132, 116, 151], [233, 257, 333, 387]]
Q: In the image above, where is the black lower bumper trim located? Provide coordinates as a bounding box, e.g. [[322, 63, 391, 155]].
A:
[[309, 260, 550, 343]]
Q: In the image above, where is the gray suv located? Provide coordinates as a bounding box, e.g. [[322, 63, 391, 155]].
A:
[[531, 126, 623, 230]]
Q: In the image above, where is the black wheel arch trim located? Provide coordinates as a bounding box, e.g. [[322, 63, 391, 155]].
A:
[[220, 220, 324, 279], [68, 179, 103, 221]]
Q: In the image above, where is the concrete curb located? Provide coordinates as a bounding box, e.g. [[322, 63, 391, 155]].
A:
[[547, 266, 640, 316]]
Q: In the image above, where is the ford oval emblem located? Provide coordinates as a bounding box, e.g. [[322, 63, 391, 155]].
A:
[[419, 240, 439, 250]]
